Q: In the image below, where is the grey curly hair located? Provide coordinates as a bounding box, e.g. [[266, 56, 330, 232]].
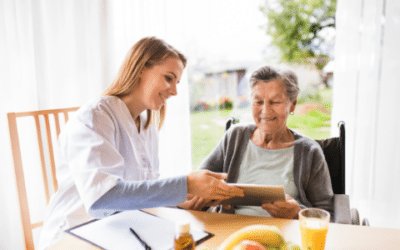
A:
[[249, 66, 300, 101]]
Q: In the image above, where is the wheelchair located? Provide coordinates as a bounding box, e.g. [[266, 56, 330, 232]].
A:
[[225, 118, 369, 225]]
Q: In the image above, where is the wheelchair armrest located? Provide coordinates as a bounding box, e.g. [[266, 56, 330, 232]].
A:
[[333, 194, 352, 224], [201, 205, 221, 213]]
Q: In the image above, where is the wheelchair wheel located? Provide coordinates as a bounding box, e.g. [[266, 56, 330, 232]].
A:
[[351, 208, 360, 225], [362, 218, 370, 226]]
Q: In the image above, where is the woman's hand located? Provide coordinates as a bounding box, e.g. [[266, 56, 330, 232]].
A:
[[177, 194, 221, 210], [261, 194, 301, 219], [186, 170, 244, 200]]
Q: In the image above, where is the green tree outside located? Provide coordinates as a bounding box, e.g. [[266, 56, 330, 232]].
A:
[[260, 0, 337, 69]]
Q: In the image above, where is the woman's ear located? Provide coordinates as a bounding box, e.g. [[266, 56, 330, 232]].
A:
[[137, 69, 146, 84], [290, 99, 297, 113], [139, 65, 150, 82]]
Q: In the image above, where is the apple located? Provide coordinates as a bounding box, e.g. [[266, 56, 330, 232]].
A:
[[232, 240, 268, 250]]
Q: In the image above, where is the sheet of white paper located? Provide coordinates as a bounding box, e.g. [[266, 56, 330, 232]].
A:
[[68, 210, 210, 250]]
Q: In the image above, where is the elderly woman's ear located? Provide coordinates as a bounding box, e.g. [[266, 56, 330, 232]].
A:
[[290, 99, 297, 113]]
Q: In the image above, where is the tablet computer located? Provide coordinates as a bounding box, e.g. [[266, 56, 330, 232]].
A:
[[221, 183, 286, 206]]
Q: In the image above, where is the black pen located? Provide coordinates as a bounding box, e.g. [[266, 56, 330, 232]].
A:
[[129, 227, 151, 250]]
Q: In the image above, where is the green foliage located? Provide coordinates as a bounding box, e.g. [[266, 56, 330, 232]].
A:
[[287, 109, 331, 140], [297, 87, 332, 110], [291, 87, 332, 140], [315, 54, 330, 70], [219, 97, 233, 110], [260, 0, 337, 64], [190, 110, 231, 170], [287, 109, 331, 129]]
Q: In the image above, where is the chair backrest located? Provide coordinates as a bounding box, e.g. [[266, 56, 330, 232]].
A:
[[225, 117, 240, 131], [7, 107, 79, 250], [315, 121, 346, 195], [225, 119, 346, 195]]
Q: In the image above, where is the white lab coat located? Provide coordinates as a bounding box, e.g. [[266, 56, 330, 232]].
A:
[[38, 96, 180, 249]]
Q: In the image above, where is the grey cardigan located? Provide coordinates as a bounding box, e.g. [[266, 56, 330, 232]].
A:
[[199, 123, 334, 216]]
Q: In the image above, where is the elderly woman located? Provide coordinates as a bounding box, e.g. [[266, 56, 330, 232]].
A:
[[180, 65, 334, 219]]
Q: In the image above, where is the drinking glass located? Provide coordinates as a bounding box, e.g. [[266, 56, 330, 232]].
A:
[[299, 208, 330, 250]]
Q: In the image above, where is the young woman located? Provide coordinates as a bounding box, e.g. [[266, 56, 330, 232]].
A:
[[38, 37, 243, 249]]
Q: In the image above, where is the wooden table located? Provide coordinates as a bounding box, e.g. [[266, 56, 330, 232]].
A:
[[49, 207, 400, 250]]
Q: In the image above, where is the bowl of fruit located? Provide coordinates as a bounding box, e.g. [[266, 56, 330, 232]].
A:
[[218, 225, 300, 250]]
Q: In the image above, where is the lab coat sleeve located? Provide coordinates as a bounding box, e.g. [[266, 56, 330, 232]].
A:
[[62, 109, 128, 213], [88, 176, 188, 218]]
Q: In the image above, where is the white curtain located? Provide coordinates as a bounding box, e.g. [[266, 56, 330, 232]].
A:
[[331, 0, 400, 229], [0, 1, 191, 249]]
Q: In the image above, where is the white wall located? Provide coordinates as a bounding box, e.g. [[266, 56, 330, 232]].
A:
[[0, 1, 192, 249], [331, 0, 400, 228]]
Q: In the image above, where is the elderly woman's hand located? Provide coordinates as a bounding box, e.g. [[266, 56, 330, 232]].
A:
[[261, 194, 301, 219]]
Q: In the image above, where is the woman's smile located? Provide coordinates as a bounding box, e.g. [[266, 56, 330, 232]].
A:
[[258, 117, 277, 126], [260, 117, 276, 121], [159, 93, 167, 105]]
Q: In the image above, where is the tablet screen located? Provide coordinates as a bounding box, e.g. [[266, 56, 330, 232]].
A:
[[221, 183, 286, 206]]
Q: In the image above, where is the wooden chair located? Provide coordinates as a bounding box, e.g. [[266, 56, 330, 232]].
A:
[[7, 107, 79, 250]]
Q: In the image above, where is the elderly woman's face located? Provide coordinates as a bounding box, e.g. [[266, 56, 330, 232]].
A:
[[251, 80, 296, 135]]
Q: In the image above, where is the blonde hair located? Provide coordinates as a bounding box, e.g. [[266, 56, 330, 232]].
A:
[[102, 37, 187, 130]]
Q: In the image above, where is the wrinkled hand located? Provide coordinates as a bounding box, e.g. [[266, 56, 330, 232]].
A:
[[177, 194, 221, 210], [187, 170, 244, 200], [221, 204, 232, 210], [262, 194, 301, 219]]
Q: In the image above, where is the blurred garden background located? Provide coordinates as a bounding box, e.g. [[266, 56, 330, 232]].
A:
[[187, 0, 337, 170]]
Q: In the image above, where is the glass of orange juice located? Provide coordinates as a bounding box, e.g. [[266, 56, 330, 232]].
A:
[[299, 208, 330, 250]]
